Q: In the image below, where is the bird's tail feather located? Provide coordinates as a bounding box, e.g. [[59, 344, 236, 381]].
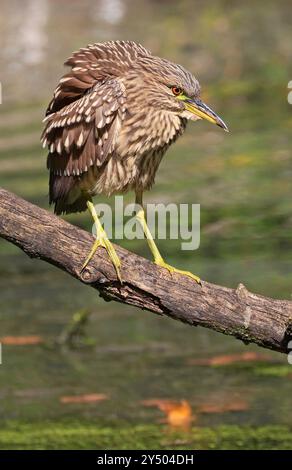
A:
[[49, 173, 88, 215], [54, 196, 88, 215]]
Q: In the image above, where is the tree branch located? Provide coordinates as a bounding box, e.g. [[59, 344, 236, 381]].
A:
[[0, 187, 292, 354]]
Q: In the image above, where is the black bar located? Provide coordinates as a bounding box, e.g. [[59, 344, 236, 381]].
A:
[[0, 449, 291, 467]]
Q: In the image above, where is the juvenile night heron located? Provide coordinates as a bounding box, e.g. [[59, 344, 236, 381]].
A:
[[42, 41, 228, 283]]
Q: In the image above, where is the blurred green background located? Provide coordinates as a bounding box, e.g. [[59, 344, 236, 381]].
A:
[[0, 0, 292, 450]]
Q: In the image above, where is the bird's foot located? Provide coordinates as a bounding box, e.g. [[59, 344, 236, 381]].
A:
[[154, 257, 201, 285], [81, 233, 122, 283]]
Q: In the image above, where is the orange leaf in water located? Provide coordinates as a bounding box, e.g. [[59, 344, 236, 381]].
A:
[[0, 335, 44, 345], [60, 393, 108, 404], [189, 351, 273, 366], [198, 400, 249, 414], [142, 399, 194, 428]]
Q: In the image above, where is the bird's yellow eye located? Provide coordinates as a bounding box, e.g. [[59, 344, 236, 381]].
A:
[[171, 86, 183, 96]]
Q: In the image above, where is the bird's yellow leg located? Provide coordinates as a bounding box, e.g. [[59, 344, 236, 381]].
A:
[[81, 200, 122, 282], [135, 193, 200, 284]]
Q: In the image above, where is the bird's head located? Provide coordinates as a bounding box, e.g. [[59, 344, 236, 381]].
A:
[[132, 56, 228, 132]]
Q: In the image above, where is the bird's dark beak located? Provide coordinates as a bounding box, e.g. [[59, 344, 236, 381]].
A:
[[184, 98, 229, 132]]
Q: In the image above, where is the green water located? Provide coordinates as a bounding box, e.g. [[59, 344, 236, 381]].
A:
[[0, 0, 292, 449]]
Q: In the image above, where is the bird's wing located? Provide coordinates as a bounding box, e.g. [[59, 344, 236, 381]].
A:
[[42, 78, 126, 177], [45, 41, 150, 116]]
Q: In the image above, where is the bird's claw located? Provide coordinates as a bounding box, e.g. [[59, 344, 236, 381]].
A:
[[81, 236, 122, 283], [154, 259, 201, 285]]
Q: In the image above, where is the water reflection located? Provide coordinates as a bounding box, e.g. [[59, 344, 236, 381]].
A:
[[1, 0, 48, 67], [95, 0, 125, 25], [18, 0, 48, 66]]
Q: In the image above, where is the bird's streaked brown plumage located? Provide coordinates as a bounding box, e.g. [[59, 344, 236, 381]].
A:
[[41, 40, 203, 214], [42, 40, 228, 282]]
